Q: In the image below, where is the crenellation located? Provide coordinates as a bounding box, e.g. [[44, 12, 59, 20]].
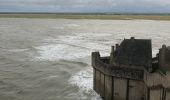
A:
[[92, 37, 170, 100], [115, 44, 119, 51]]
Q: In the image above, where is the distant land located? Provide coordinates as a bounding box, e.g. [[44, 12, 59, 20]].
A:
[[0, 12, 170, 20]]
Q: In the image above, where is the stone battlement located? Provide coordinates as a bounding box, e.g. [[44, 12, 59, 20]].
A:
[[92, 37, 170, 100]]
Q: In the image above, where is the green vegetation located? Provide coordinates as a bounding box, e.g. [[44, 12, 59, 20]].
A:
[[0, 13, 170, 20]]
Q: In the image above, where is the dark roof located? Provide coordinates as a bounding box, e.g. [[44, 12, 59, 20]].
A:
[[164, 47, 170, 65], [114, 38, 152, 68]]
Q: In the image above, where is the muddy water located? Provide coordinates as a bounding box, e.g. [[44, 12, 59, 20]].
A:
[[0, 18, 170, 100]]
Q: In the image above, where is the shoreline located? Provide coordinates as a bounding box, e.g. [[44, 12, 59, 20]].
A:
[[0, 14, 170, 20]]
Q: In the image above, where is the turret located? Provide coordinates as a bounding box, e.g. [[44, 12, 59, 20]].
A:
[[92, 52, 100, 67], [110, 46, 115, 64], [159, 45, 170, 71]]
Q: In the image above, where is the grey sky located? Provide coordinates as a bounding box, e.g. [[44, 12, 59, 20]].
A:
[[0, 0, 170, 13]]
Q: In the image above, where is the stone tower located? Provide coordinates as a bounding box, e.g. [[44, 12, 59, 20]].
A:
[[92, 37, 170, 100]]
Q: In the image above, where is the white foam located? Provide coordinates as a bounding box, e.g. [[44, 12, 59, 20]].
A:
[[55, 35, 110, 52], [35, 44, 90, 61], [34, 32, 111, 61], [8, 48, 29, 52], [69, 68, 101, 100], [66, 24, 80, 27], [74, 32, 112, 37]]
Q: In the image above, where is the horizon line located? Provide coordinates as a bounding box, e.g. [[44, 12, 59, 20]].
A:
[[0, 12, 170, 15]]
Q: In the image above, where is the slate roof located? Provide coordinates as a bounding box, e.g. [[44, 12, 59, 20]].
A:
[[164, 47, 170, 65], [114, 38, 152, 68]]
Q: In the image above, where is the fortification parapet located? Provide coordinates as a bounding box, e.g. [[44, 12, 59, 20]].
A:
[[92, 37, 170, 100]]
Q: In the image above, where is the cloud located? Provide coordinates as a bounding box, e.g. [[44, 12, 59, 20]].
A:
[[0, 0, 170, 13]]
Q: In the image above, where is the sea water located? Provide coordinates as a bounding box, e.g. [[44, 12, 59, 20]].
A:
[[0, 18, 170, 100]]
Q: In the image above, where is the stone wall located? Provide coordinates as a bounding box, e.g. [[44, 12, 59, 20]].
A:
[[92, 51, 170, 100]]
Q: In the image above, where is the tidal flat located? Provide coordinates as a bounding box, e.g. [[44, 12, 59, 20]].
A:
[[0, 13, 170, 20]]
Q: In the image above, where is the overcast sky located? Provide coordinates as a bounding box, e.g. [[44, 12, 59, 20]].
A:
[[0, 0, 170, 13]]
